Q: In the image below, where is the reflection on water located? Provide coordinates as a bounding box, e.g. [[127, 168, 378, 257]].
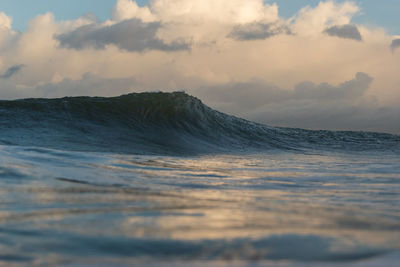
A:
[[0, 145, 399, 266]]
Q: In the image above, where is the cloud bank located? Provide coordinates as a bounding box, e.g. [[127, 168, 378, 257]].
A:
[[0, 0, 399, 133], [193, 73, 400, 133]]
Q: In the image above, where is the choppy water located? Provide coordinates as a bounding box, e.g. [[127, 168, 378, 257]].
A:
[[0, 92, 399, 266]]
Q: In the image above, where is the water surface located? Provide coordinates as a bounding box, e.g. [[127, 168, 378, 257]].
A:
[[0, 92, 399, 266]]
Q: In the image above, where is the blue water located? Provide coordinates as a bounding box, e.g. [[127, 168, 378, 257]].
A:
[[0, 92, 399, 266]]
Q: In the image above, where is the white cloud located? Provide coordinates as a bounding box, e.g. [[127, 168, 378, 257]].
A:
[[0, 13, 19, 53], [151, 0, 279, 24], [112, 0, 155, 22], [0, 12, 12, 30], [292, 1, 359, 36]]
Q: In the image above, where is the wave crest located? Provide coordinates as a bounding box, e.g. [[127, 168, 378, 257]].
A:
[[0, 92, 398, 154]]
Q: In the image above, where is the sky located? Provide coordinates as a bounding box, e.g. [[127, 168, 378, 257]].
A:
[[0, 0, 399, 133], [1, 0, 400, 34]]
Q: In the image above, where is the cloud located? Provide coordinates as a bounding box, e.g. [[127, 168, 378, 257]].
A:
[[324, 24, 362, 41], [0, 12, 12, 30], [0, 12, 19, 50], [151, 0, 279, 24], [0, 72, 139, 100], [293, 72, 372, 100], [55, 19, 190, 52], [292, 1, 359, 36], [228, 22, 291, 41], [35, 73, 139, 98], [112, 0, 155, 22], [192, 73, 400, 133], [194, 72, 373, 112], [391, 39, 400, 51], [0, 65, 25, 79]]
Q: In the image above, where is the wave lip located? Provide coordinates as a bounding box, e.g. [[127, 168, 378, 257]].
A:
[[0, 92, 398, 154]]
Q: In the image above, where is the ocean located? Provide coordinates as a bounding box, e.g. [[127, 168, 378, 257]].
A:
[[0, 92, 399, 266]]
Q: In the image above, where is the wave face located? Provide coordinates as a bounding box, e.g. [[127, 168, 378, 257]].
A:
[[0, 92, 399, 154]]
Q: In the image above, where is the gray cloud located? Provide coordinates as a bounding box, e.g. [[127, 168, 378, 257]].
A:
[[0, 72, 141, 100], [391, 39, 400, 51], [228, 22, 291, 41], [324, 24, 362, 41], [0, 64, 25, 79], [191, 73, 400, 134], [55, 19, 190, 52], [293, 72, 372, 100], [35, 73, 139, 98]]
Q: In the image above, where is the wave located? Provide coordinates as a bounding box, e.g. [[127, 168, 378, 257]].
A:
[[0, 92, 398, 154]]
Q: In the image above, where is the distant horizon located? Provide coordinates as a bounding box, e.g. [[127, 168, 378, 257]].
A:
[[1, 90, 398, 135]]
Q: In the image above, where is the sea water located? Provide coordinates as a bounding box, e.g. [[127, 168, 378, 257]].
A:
[[0, 92, 399, 266]]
